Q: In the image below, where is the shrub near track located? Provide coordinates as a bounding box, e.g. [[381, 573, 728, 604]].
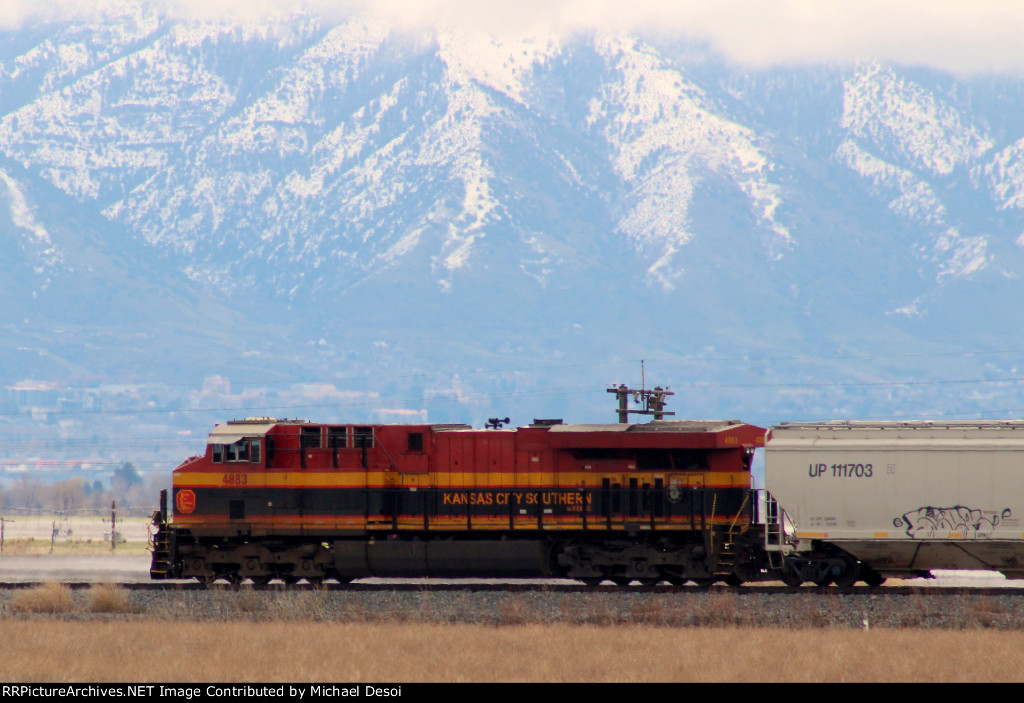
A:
[[10, 583, 75, 614]]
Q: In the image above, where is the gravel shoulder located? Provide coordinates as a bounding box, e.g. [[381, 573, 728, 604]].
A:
[[4, 556, 1024, 629], [5, 581, 1024, 629]]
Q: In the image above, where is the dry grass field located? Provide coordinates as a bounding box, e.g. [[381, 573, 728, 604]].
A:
[[5, 581, 1024, 682], [2, 618, 1024, 682]]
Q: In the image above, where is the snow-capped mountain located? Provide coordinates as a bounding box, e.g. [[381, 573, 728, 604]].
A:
[[3, 7, 1024, 478]]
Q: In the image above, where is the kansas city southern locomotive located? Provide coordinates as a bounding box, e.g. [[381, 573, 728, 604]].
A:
[[151, 386, 1024, 587], [150, 385, 773, 586]]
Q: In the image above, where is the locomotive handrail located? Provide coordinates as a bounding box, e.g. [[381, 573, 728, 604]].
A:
[[371, 428, 404, 474], [728, 492, 750, 535]]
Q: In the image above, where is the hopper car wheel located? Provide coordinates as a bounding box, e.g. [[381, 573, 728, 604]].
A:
[[691, 578, 716, 588], [832, 556, 859, 588], [636, 578, 661, 587], [578, 578, 603, 587], [305, 577, 323, 588], [863, 569, 886, 588], [249, 576, 272, 589], [610, 577, 631, 587]]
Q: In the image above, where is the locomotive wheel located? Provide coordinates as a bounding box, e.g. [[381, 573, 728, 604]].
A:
[[813, 574, 833, 587], [724, 574, 744, 587], [659, 570, 685, 586], [691, 578, 716, 588]]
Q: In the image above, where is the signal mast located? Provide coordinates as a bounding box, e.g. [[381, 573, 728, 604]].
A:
[[607, 360, 675, 423]]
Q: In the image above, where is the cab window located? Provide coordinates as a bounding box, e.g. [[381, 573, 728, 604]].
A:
[[212, 439, 262, 464]]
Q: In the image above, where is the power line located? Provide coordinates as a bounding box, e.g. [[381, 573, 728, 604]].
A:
[[0, 386, 599, 417], [4, 371, 1024, 419], [4, 347, 1024, 394], [673, 376, 1024, 390]]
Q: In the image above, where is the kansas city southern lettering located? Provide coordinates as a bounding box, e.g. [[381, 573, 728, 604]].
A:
[[441, 491, 593, 508]]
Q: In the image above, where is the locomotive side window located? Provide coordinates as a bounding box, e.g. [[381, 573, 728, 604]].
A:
[[301, 426, 322, 449], [353, 427, 374, 449], [408, 432, 423, 452], [227, 441, 248, 462], [212, 439, 260, 463], [328, 428, 347, 449]]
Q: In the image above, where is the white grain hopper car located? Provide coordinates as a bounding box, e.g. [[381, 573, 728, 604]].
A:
[[764, 421, 1024, 586]]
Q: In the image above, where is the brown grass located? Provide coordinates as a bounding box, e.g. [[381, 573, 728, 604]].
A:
[[86, 584, 134, 614], [11, 583, 75, 614], [2, 621, 1024, 682]]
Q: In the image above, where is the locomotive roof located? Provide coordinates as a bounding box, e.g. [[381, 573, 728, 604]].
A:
[[548, 420, 748, 433], [208, 420, 472, 443], [208, 421, 280, 443], [205, 418, 756, 443]]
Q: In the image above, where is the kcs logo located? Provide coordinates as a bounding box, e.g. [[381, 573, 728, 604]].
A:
[[176, 489, 196, 514]]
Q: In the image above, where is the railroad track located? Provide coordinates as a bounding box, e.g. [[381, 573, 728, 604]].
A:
[[3, 580, 1024, 596]]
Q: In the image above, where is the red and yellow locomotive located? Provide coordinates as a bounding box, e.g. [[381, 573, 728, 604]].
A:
[[151, 403, 766, 585]]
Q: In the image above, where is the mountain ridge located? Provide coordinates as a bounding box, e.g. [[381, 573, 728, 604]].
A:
[[2, 10, 1024, 479]]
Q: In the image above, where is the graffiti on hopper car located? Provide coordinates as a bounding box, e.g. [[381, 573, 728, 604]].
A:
[[894, 506, 1012, 539]]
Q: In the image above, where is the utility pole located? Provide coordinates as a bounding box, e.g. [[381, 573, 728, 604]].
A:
[[110, 501, 116, 552]]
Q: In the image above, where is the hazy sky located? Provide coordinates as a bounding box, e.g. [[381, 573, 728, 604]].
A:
[[3, 0, 1024, 75]]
